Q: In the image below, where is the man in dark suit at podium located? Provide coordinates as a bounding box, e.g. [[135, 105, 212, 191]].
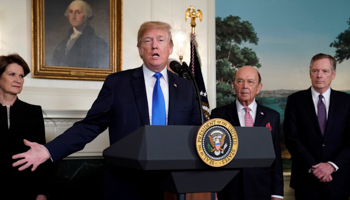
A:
[[284, 53, 350, 200], [12, 21, 201, 200], [211, 66, 284, 200]]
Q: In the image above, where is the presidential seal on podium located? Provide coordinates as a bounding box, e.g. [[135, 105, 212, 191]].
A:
[[196, 118, 238, 167]]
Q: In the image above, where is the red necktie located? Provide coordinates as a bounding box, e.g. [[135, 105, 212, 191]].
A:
[[244, 107, 254, 127]]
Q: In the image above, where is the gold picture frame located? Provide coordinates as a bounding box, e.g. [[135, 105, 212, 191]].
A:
[[32, 0, 122, 81]]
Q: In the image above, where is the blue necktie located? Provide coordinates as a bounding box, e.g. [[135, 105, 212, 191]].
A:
[[318, 94, 326, 135], [152, 73, 166, 125]]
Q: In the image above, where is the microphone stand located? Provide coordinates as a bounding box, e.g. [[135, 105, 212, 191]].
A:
[[179, 63, 205, 124]]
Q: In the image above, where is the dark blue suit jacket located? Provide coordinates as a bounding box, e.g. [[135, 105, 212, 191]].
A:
[[211, 100, 284, 200], [45, 66, 201, 199], [284, 88, 350, 195]]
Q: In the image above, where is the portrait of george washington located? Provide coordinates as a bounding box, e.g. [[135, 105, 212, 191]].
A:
[[45, 0, 110, 69]]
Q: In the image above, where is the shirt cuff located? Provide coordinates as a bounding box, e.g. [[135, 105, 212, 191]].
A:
[[271, 195, 283, 199], [45, 146, 54, 162], [328, 161, 338, 172]]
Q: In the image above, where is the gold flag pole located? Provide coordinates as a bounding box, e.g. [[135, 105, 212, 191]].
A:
[[185, 5, 203, 34]]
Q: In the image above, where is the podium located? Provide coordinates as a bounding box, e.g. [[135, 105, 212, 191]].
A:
[[103, 125, 275, 198]]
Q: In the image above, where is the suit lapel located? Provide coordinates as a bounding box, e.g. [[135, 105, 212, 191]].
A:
[[324, 89, 339, 137], [226, 100, 241, 126], [254, 103, 265, 126], [167, 71, 178, 125], [131, 66, 150, 125]]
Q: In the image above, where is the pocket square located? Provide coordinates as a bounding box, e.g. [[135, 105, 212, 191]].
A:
[[266, 122, 272, 131]]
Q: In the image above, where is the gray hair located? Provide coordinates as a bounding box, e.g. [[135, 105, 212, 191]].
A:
[[309, 53, 337, 71], [64, 0, 93, 21], [235, 65, 262, 84]]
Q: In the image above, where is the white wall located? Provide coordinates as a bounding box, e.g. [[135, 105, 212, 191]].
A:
[[0, 0, 216, 111]]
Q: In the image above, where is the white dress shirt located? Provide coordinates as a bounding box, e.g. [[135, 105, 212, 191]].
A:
[[236, 100, 257, 126], [143, 65, 169, 125]]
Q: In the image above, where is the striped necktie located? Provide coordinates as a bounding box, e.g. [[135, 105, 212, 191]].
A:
[[244, 107, 254, 127]]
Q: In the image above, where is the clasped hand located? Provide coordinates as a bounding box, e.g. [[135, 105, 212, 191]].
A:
[[311, 163, 335, 182]]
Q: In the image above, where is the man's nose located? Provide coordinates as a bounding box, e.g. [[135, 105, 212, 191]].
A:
[[242, 81, 248, 88], [317, 71, 322, 77], [152, 42, 158, 49]]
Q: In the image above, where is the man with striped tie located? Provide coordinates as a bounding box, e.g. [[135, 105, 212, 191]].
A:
[[211, 66, 284, 200]]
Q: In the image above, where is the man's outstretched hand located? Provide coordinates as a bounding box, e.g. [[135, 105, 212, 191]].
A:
[[12, 139, 50, 171]]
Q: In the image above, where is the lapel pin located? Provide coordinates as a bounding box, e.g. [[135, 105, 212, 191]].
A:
[[260, 112, 264, 115], [266, 122, 272, 131], [173, 83, 177, 87]]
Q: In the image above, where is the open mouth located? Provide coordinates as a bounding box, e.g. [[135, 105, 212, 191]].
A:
[[152, 53, 159, 58]]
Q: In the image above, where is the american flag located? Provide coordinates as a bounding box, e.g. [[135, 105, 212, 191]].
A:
[[190, 33, 210, 120]]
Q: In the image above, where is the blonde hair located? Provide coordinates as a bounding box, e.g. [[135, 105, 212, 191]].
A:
[[137, 21, 173, 48]]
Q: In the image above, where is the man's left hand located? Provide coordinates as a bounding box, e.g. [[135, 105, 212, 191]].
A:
[[312, 162, 335, 182]]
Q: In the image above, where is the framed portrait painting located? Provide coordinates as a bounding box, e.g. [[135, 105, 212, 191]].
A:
[[32, 0, 122, 81]]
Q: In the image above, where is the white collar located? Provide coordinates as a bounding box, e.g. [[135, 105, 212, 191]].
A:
[[72, 27, 82, 35], [142, 64, 168, 83], [311, 87, 331, 101], [236, 99, 257, 113]]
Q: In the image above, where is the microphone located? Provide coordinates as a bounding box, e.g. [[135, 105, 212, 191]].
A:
[[169, 60, 204, 124], [169, 60, 182, 73], [169, 60, 191, 80]]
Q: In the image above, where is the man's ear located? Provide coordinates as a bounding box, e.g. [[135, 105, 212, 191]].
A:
[[138, 47, 143, 59], [169, 43, 173, 55], [257, 83, 263, 94]]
